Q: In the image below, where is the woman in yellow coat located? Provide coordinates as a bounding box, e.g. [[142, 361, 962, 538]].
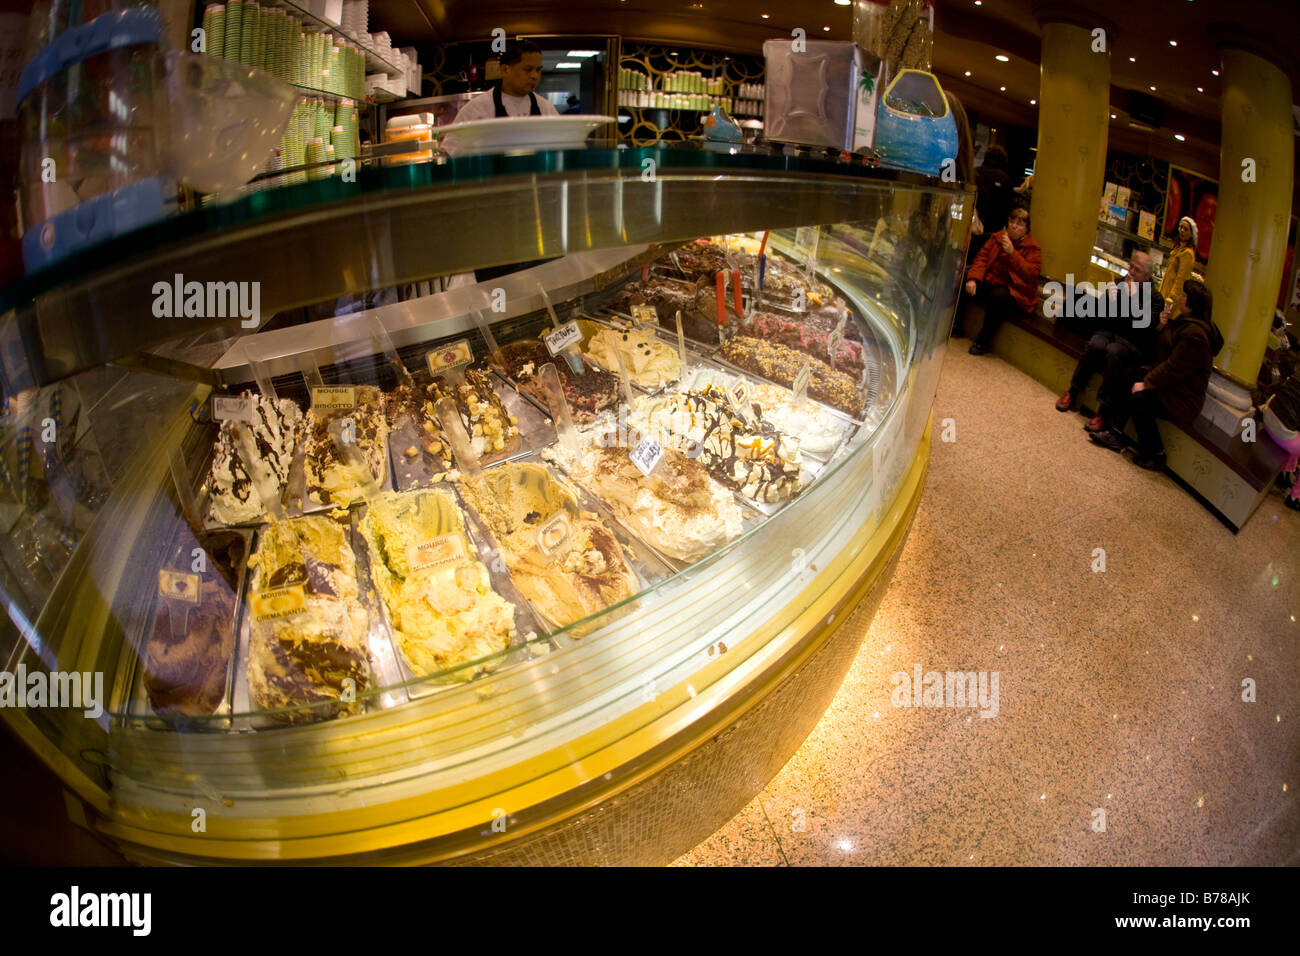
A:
[[1159, 216, 1197, 320]]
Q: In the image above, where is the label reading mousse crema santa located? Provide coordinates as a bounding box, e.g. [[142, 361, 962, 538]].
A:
[[251, 584, 308, 621]]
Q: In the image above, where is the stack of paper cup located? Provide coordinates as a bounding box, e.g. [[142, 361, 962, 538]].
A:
[[306, 136, 327, 179], [203, 5, 225, 60], [224, 0, 243, 61]]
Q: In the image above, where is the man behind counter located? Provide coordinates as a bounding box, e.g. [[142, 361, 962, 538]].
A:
[[442, 40, 562, 281], [452, 40, 560, 124]]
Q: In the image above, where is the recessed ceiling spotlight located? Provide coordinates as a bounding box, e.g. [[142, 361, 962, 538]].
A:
[[1149, 85, 1157, 91], [995, 54, 1009, 62], [1174, 133, 1186, 141], [1129, 57, 1136, 63], [1110, 113, 1117, 119], [974, 1, 982, 5], [964, 71, 972, 76], [1169, 40, 1177, 46], [761, 12, 769, 17], [823, 26, 831, 31], [1196, 86, 1203, 92], [1212, 69, 1219, 75], [1000, 86, 1006, 91], [834, 0, 851, 5], [1030, 99, 1036, 105]]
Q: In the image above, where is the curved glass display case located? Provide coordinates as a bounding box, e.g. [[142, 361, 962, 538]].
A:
[[0, 149, 971, 864]]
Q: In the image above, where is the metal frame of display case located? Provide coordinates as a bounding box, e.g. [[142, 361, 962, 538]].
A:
[[0, 151, 973, 864]]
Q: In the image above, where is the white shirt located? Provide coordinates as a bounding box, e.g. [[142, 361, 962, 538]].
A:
[[453, 88, 560, 122], [441, 88, 559, 156]]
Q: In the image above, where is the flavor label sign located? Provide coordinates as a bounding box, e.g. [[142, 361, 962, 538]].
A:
[[793, 361, 811, 404], [158, 570, 201, 605], [251, 584, 308, 621], [543, 321, 582, 356], [630, 304, 658, 327], [629, 435, 663, 477], [212, 395, 253, 423], [311, 386, 356, 410], [427, 340, 473, 373], [407, 534, 467, 572], [536, 510, 571, 557], [727, 379, 752, 423]]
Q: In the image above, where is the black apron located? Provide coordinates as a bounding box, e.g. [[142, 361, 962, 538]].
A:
[[493, 85, 542, 117]]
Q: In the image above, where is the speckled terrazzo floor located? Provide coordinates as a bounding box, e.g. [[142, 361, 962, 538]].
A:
[[673, 334, 1300, 867]]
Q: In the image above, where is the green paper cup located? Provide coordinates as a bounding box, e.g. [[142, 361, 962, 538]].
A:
[[224, 0, 243, 62]]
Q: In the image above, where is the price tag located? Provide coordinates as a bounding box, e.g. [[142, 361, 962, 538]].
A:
[[406, 534, 467, 572], [631, 304, 659, 327], [212, 395, 253, 423], [536, 510, 571, 557], [543, 321, 582, 356], [793, 361, 811, 404], [251, 584, 308, 621], [629, 436, 664, 477], [311, 386, 356, 410], [158, 570, 201, 605], [427, 340, 474, 374], [727, 379, 752, 423]]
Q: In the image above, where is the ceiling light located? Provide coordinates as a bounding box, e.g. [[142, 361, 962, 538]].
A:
[[566, 50, 600, 57], [974, 1, 982, 5], [1030, 99, 1036, 105], [964, 71, 972, 76], [1000, 86, 1006, 92], [761, 12, 770, 17], [1149, 85, 1156, 91], [995, 54, 1009, 62], [1110, 113, 1117, 119], [823, 26, 831, 31], [1129, 57, 1136, 62], [1169, 40, 1177, 46], [556, 62, 581, 70], [1212, 69, 1219, 75], [1174, 133, 1186, 141], [834, 0, 851, 5], [1196, 86, 1203, 92]]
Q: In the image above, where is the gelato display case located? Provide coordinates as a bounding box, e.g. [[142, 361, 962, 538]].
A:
[[0, 149, 971, 864]]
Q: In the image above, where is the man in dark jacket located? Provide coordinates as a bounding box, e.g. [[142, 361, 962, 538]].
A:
[[1090, 278, 1223, 469], [1055, 250, 1164, 432]]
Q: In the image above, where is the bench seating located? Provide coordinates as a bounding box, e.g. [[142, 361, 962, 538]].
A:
[[963, 303, 1289, 531]]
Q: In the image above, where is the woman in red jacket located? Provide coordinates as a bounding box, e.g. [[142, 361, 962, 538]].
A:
[[963, 207, 1042, 355]]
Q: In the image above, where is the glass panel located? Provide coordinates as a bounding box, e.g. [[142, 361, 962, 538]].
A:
[[0, 151, 971, 812]]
